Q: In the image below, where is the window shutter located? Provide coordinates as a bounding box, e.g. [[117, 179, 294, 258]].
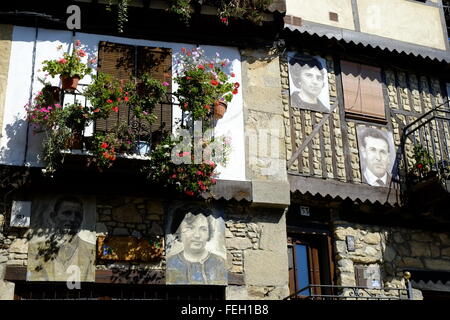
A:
[[96, 41, 135, 132], [137, 46, 172, 135], [341, 60, 385, 120], [341, 60, 363, 114], [360, 65, 385, 118], [96, 42, 172, 141]]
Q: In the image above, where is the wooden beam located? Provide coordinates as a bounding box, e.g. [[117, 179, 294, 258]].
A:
[[287, 100, 338, 169]]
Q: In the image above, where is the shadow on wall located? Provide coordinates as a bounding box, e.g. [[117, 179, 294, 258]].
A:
[[0, 115, 28, 165]]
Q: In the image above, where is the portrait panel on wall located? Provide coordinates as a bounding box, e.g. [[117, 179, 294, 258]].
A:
[[27, 194, 96, 282], [356, 126, 396, 187], [288, 52, 331, 113], [165, 202, 227, 285]]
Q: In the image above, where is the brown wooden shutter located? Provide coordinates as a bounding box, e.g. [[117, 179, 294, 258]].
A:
[[360, 64, 385, 118], [308, 244, 322, 296], [137, 46, 172, 135], [96, 41, 135, 132], [341, 60, 385, 120], [341, 60, 363, 114]]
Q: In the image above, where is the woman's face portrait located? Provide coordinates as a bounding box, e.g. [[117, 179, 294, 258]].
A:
[[179, 213, 209, 255]]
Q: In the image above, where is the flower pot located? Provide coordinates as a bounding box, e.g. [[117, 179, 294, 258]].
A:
[[60, 75, 80, 91], [214, 101, 227, 120]]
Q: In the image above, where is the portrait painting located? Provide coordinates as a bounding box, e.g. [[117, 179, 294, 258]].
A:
[[288, 52, 331, 113], [356, 126, 396, 187], [165, 203, 227, 285], [27, 194, 96, 282]]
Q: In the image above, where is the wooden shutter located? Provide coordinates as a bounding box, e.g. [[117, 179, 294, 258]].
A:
[[96, 42, 172, 137], [341, 60, 385, 120], [360, 65, 385, 118], [308, 244, 322, 296], [96, 41, 135, 132], [341, 60, 363, 114], [137, 46, 172, 135]]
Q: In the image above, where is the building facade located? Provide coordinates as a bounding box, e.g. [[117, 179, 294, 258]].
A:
[[0, 0, 450, 300]]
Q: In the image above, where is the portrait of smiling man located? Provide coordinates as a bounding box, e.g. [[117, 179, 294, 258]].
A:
[[288, 53, 331, 113], [357, 126, 395, 187]]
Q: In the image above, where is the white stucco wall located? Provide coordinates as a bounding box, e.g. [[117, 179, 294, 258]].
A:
[[0, 26, 246, 181]]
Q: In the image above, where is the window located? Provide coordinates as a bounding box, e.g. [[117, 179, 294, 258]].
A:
[[340, 60, 386, 121], [96, 41, 172, 142], [287, 233, 334, 299]]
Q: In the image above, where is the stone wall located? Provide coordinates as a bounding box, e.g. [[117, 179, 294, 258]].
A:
[[333, 219, 450, 299], [241, 47, 290, 206], [0, 24, 13, 140], [224, 204, 289, 300]]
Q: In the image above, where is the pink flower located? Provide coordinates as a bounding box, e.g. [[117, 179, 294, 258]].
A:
[[196, 171, 203, 175], [75, 40, 81, 47], [171, 174, 177, 178], [198, 65, 205, 70], [58, 58, 67, 64], [162, 81, 169, 87], [231, 72, 235, 77], [211, 178, 217, 184], [77, 49, 86, 57]]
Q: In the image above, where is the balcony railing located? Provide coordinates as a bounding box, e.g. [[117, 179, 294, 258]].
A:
[[59, 84, 175, 157], [284, 284, 411, 301], [401, 101, 450, 188]]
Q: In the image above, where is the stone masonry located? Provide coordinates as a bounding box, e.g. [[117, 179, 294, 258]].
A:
[[333, 220, 450, 300], [224, 204, 289, 300]]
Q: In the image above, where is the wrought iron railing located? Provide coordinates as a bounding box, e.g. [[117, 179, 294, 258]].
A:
[[284, 284, 411, 300], [401, 101, 450, 185], [59, 84, 175, 156]]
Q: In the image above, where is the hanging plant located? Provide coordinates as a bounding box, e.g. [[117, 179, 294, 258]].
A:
[[106, 0, 129, 33]]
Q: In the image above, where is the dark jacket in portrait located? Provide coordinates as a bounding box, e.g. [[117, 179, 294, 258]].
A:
[[291, 91, 330, 113], [166, 251, 227, 285]]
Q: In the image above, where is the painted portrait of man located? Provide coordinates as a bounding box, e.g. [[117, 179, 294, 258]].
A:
[[165, 204, 226, 285], [27, 195, 96, 282], [288, 52, 331, 113], [357, 126, 396, 187]]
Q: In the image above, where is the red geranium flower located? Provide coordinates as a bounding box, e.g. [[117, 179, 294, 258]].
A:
[[100, 142, 108, 149], [185, 190, 194, 196], [232, 89, 238, 95], [210, 80, 219, 86], [106, 99, 113, 104], [112, 106, 119, 112]]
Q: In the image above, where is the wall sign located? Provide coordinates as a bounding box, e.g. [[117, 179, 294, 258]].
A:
[[10, 201, 31, 228]]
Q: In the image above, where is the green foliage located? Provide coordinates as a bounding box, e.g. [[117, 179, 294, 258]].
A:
[[42, 40, 93, 79], [168, 0, 195, 25], [145, 134, 218, 197], [174, 47, 239, 121], [83, 72, 125, 120], [412, 144, 435, 177]]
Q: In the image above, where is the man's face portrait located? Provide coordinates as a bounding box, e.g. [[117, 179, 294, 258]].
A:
[[179, 212, 209, 255], [357, 126, 395, 187], [288, 52, 331, 113], [297, 65, 324, 98], [51, 198, 83, 232], [362, 136, 389, 178]]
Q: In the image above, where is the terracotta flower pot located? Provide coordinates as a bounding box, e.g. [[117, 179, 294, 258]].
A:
[[60, 75, 80, 91], [214, 101, 227, 120]]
